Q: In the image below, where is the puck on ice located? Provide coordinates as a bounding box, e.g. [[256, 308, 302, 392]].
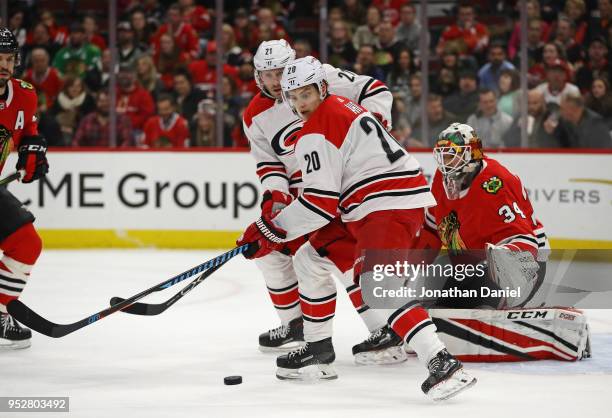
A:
[[224, 376, 242, 385]]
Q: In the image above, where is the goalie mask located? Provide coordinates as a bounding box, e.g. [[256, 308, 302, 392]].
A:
[[434, 123, 484, 200], [253, 39, 296, 98], [280, 56, 328, 119]]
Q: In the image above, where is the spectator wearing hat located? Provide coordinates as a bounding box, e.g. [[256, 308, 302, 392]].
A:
[[23, 48, 63, 110], [52, 23, 101, 78], [435, 3, 489, 59], [73, 91, 133, 147], [152, 3, 199, 59], [575, 36, 612, 92], [179, 0, 211, 35], [83, 14, 107, 51], [552, 92, 612, 147], [116, 63, 155, 135], [535, 58, 580, 106], [478, 42, 516, 94], [144, 94, 190, 148], [443, 69, 479, 123], [396, 4, 421, 52], [467, 88, 513, 148], [153, 32, 190, 90], [118, 21, 146, 69], [585, 77, 612, 128], [172, 70, 207, 123], [187, 41, 240, 92]]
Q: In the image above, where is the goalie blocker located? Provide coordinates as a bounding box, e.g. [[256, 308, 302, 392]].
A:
[[430, 308, 591, 362]]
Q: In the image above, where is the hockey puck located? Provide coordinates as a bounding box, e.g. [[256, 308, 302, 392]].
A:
[[224, 375, 242, 385]]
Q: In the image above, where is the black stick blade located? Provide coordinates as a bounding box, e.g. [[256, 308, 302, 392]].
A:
[[110, 297, 161, 315], [7, 300, 66, 338]]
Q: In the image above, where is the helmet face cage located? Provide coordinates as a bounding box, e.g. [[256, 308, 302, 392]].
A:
[[434, 123, 483, 177], [433, 144, 472, 177]]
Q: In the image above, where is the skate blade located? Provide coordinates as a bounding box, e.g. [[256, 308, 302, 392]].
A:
[[276, 364, 338, 381], [427, 368, 477, 402], [0, 338, 31, 350], [259, 340, 306, 353], [354, 346, 408, 365]]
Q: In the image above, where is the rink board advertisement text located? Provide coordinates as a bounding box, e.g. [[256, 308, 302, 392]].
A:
[[4, 150, 611, 248]]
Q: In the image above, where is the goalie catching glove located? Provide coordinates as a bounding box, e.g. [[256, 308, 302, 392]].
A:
[[237, 214, 287, 259], [16, 135, 49, 183]]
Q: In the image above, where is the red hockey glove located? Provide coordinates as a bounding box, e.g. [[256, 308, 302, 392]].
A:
[[261, 189, 293, 218], [236, 215, 287, 259], [16, 135, 49, 183]]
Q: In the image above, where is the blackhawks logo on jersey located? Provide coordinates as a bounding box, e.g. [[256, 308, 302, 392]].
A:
[[0, 124, 13, 167], [482, 176, 503, 194], [16, 79, 34, 90], [438, 210, 467, 252]]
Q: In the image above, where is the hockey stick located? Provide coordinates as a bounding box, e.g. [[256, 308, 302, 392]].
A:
[[7, 244, 250, 338], [109, 261, 225, 316], [0, 170, 23, 186]]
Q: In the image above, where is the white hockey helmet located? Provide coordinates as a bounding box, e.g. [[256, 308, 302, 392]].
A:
[[280, 56, 328, 116], [253, 39, 296, 94]]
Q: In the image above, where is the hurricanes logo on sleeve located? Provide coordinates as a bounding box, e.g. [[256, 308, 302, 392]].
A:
[[439, 210, 467, 252], [482, 176, 503, 194], [271, 119, 303, 156]]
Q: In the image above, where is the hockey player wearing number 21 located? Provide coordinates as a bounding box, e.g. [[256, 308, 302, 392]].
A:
[[0, 28, 50, 349], [240, 39, 409, 367], [238, 56, 477, 401]]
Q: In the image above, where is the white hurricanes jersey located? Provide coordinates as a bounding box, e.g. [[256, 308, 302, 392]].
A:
[[272, 95, 436, 240], [243, 65, 392, 195]]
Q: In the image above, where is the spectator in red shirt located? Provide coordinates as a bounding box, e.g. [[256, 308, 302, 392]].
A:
[[529, 42, 572, 87], [233, 8, 251, 49], [83, 14, 107, 51], [179, 0, 211, 35], [73, 91, 133, 147], [187, 41, 239, 93], [152, 3, 200, 59], [507, 0, 551, 60], [236, 55, 258, 102], [154, 32, 190, 90], [564, 0, 588, 45], [371, 0, 409, 26], [116, 63, 155, 133], [23, 48, 63, 110], [39, 9, 69, 46], [144, 94, 190, 148], [436, 3, 489, 59]]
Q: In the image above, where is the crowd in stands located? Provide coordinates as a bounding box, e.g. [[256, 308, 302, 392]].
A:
[[3, 0, 612, 148]]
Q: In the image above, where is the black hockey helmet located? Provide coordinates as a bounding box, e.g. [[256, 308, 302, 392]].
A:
[[0, 27, 20, 65]]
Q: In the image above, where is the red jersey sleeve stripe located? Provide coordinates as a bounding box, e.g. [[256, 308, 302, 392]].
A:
[[297, 196, 336, 221]]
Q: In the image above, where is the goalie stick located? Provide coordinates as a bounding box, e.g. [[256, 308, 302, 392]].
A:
[[109, 260, 225, 316], [7, 244, 250, 338]]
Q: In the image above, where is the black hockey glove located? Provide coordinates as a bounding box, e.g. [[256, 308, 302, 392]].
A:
[[16, 135, 49, 183]]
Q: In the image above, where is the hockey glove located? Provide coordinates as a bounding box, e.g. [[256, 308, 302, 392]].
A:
[[16, 135, 49, 183], [261, 189, 293, 218], [237, 215, 287, 259]]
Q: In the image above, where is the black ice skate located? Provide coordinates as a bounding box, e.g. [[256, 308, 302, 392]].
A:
[[352, 325, 408, 365], [0, 313, 31, 350], [276, 337, 337, 380], [421, 349, 476, 401], [259, 316, 305, 353]]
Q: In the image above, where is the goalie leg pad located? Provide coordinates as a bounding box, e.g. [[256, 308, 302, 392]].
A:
[[430, 308, 591, 362]]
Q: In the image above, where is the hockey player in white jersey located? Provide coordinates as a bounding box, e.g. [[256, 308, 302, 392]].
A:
[[242, 40, 406, 365], [238, 56, 477, 401]]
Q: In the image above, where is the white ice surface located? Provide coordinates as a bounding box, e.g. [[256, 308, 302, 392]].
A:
[[2, 250, 611, 418]]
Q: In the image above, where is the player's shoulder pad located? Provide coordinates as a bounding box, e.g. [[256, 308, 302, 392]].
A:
[[300, 95, 363, 149], [478, 157, 522, 197], [243, 92, 275, 128]]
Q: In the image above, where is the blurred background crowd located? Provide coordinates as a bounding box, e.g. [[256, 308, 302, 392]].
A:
[[2, 0, 612, 149]]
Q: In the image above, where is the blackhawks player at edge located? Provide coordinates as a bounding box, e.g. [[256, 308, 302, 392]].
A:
[[239, 56, 477, 401], [0, 28, 50, 349], [241, 39, 407, 365]]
